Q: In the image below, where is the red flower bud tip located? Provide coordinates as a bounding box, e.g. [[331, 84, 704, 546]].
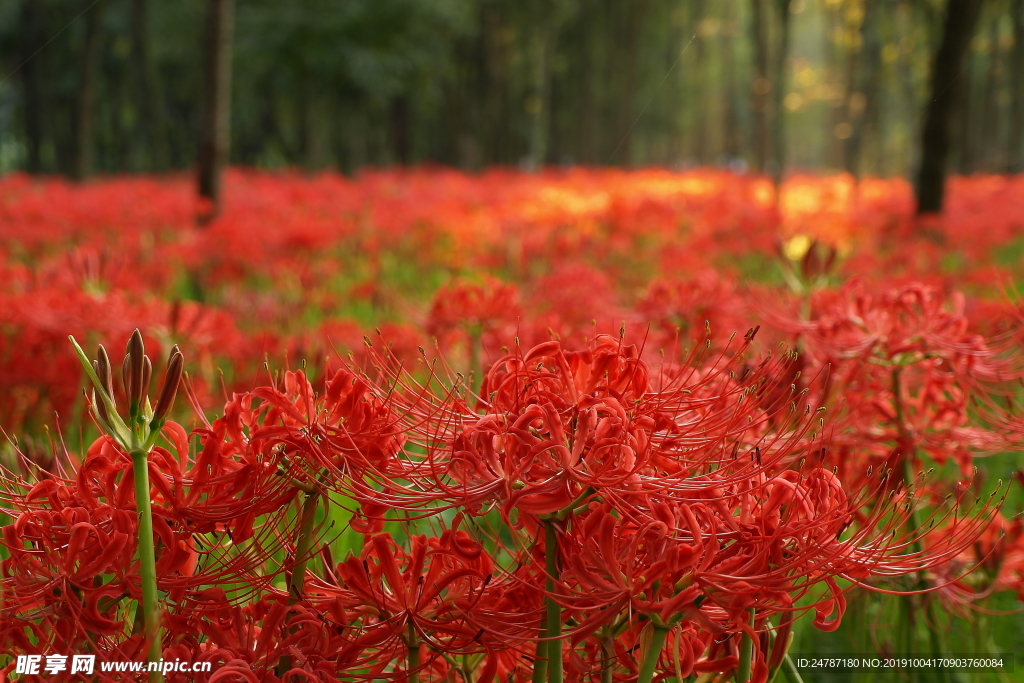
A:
[[141, 354, 152, 404], [121, 354, 131, 402], [95, 344, 114, 400], [91, 360, 109, 423], [152, 345, 183, 425], [127, 328, 145, 409]]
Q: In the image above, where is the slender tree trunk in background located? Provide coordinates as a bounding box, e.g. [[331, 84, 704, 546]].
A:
[[525, 21, 552, 171], [895, 0, 919, 177], [130, 0, 168, 171], [526, 0, 573, 170], [824, 2, 844, 170], [771, 0, 791, 189], [956, 59, 976, 174], [197, 0, 236, 223], [483, 5, 512, 165], [301, 91, 332, 170], [978, 15, 1001, 172], [609, 0, 649, 165], [839, 3, 865, 176], [839, 0, 880, 179], [721, 1, 741, 162], [1011, 0, 1024, 172], [750, 0, 770, 173], [664, 4, 684, 164], [579, 17, 597, 164], [844, 0, 880, 179], [73, 0, 106, 181], [916, 0, 984, 215], [389, 95, 411, 166], [19, 0, 45, 174], [692, 0, 708, 164]]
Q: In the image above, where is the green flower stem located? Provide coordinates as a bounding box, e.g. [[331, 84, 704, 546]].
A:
[[781, 654, 805, 683], [600, 636, 615, 683], [288, 488, 321, 601], [407, 625, 421, 683], [130, 449, 162, 679], [533, 521, 562, 683], [636, 624, 668, 683], [531, 626, 549, 683], [469, 327, 482, 396], [278, 487, 322, 676], [737, 608, 756, 683], [892, 369, 947, 683], [544, 521, 563, 683]]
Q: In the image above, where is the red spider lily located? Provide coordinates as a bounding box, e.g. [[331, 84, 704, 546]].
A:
[[0, 328, 1004, 683], [356, 330, 811, 521], [759, 280, 1024, 486], [305, 533, 500, 677], [0, 429, 298, 650], [321, 331, 999, 683], [636, 271, 748, 350], [519, 264, 625, 348], [777, 280, 1021, 379], [427, 276, 523, 376]]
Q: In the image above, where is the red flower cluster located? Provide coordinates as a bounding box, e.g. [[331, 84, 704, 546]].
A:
[[0, 331, 996, 682]]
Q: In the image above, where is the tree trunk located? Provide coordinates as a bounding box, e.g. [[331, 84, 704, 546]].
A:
[[73, 0, 106, 181], [19, 0, 45, 174], [526, 0, 566, 171], [303, 89, 332, 171], [197, 0, 236, 223], [771, 0, 791, 188], [692, 0, 708, 165], [977, 15, 1002, 172], [609, 0, 649, 165], [851, 7, 884, 179], [915, 0, 985, 215], [956, 56, 976, 174], [130, 0, 168, 171], [750, 0, 770, 173], [844, 0, 881, 179], [824, 2, 844, 170], [1009, 0, 1024, 172], [721, 0, 741, 162], [388, 96, 411, 166]]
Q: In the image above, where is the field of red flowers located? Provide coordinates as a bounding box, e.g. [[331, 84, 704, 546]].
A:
[[2, 168, 1024, 682]]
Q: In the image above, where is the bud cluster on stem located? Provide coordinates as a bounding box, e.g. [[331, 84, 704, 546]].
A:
[[70, 330, 183, 677]]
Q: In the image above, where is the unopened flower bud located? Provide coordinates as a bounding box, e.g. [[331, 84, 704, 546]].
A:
[[92, 361, 109, 423], [152, 345, 183, 425], [142, 355, 152, 404], [96, 344, 114, 400], [127, 329, 145, 409], [122, 355, 131, 401]]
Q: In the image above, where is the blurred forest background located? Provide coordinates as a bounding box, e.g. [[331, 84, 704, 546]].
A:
[[0, 0, 1021, 189]]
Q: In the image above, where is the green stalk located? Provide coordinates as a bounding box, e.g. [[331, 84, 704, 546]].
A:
[[892, 369, 947, 683], [544, 521, 563, 683], [600, 636, 615, 683], [407, 625, 421, 683], [278, 488, 321, 676], [533, 521, 563, 683], [636, 624, 668, 683], [737, 608, 756, 683], [131, 449, 162, 679], [288, 489, 321, 601], [780, 654, 805, 683], [531, 623, 549, 683], [469, 327, 482, 396]]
